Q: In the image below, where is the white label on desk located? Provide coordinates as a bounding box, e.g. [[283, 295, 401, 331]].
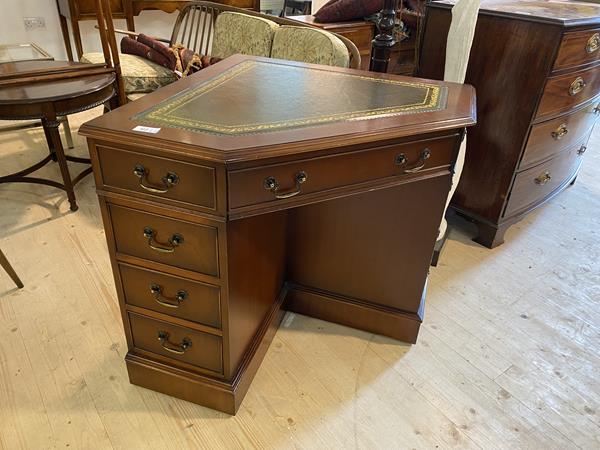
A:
[[132, 125, 161, 134]]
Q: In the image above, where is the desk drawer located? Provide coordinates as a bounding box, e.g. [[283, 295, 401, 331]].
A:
[[110, 204, 219, 277], [119, 264, 221, 329], [228, 135, 456, 210], [129, 312, 223, 374], [554, 28, 600, 72], [537, 65, 600, 119], [505, 139, 586, 217], [96, 145, 216, 210], [521, 99, 599, 168]]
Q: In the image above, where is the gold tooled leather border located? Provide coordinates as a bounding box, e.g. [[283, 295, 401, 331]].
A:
[[133, 60, 448, 136]]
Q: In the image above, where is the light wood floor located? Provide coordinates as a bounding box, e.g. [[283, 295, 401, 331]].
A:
[[1, 108, 599, 450]]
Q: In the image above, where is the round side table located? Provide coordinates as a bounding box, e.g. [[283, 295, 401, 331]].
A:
[[0, 60, 116, 211]]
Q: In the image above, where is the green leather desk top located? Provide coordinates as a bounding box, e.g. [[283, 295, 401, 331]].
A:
[[133, 60, 448, 136]]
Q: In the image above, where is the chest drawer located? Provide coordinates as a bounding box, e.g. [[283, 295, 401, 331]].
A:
[[109, 204, 219, 277], [129, 312, 223, 374], [554, 29, 600, 72], [521, 99, 599, 169], [228, 135, 457, 211], [537, 65, 600, 120], [119, 264, 221, 329], [96, 144, 217, 210], [505, 138, 587, 217]]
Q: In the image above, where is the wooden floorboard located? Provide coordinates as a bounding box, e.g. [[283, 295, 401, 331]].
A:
[[0, 108, 599, 449]]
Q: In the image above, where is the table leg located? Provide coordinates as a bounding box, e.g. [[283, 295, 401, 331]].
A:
[[58, 12, 74, 61], [0, 249, 24, 289], [42, 118, 78, 212], [42, 124, 58, 161], [72, 18, 84, 60], [61, 116, 74, 149]]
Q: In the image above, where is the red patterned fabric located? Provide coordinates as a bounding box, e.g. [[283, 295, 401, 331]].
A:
[[120, 36, 174, 69], [314, 0, 384, 23], [120, 35, 222, 77]]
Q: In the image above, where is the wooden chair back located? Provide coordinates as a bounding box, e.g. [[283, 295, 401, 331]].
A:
[[94, 0, 127, 105], [170, 1, 362, 69]]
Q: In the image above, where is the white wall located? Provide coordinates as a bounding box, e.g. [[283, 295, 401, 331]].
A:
[[0, 0, 176, 60]]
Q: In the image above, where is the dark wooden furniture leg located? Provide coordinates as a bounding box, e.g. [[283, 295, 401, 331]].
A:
[[370, 0, 399, 72], [0, 249, 24, 289], [42, 123, 58, 161], [42, 117, 78, 211], [473, 220, 509, 249], [58, 11, 75, 61]]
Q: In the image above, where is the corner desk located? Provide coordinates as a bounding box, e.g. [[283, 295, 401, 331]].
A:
[[80, 54, 476, 414]]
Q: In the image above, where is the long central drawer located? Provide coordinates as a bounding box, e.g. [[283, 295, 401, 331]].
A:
[[228, 134, 457, 211]]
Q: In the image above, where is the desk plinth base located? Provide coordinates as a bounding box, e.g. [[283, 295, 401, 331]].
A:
[[124, 281, 426, 414], [125, 286, 288, 415]]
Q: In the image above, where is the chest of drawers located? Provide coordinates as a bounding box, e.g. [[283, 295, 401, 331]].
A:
[[420, 0, 600, 248], [81, 55, 475, 414]]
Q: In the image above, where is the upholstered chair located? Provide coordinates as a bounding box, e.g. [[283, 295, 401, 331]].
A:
[[212, 12, 280, 59], [434, 0, 480, 263], [270, 26, 350, 67]]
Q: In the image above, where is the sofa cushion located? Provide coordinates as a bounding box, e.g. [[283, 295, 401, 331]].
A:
[[80, 52, 178, 93], [314, 0, 383, 23], [211, 12, 279, 59], [270, 26, 349, 68]]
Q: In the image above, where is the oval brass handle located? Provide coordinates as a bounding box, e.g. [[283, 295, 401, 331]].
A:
[[569, 77, 586, 96], [578, 145, 587, 155], [263, 171, 307, 199], [395, 148, 432, 173], [157, 331, 191, 355], [150, 283, 187, 308], [143, 227, 183, 253], [535, 171, 552, 185], [134, 164, 179, 194], [586, 33, 600, 54], [551, 124, 569, 140]]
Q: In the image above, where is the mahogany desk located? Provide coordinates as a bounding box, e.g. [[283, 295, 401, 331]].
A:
[[80, 54, 476, 414]]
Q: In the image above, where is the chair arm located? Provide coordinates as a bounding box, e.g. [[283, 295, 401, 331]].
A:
[[94, 25, 171, 43]]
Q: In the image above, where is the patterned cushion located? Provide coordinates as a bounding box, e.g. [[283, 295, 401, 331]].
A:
[[270, 26, 350, 68], [80, 52, 178, 93], [212, 12, 279, 59], [314, 0, 384, 23]]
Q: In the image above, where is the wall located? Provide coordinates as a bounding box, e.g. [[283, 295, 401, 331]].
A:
[[0, 0, 176, 60]]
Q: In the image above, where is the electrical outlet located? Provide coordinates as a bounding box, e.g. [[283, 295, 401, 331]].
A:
[[23, 17, 46, 31]]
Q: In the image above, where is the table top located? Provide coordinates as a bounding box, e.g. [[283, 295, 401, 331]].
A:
[[431, 0, 600, 26], [80, 54, 476, 163], [0, 43, 53, 63], [0, 61, 116, 105]]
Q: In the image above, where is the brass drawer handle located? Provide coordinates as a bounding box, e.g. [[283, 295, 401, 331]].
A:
[[134, 164, 179, 194], [150, 283, 187, 308], [157, 331, 191, 355], [578, 145, 587, 155], [534, 171, 552, 185], [551, 124, 569, 140], [263, 171, 307, 199], [569, 77, 586, 96], [586, 33, 600, 54], [395, 148, 432, 173], [143, 227, 183, 253]]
